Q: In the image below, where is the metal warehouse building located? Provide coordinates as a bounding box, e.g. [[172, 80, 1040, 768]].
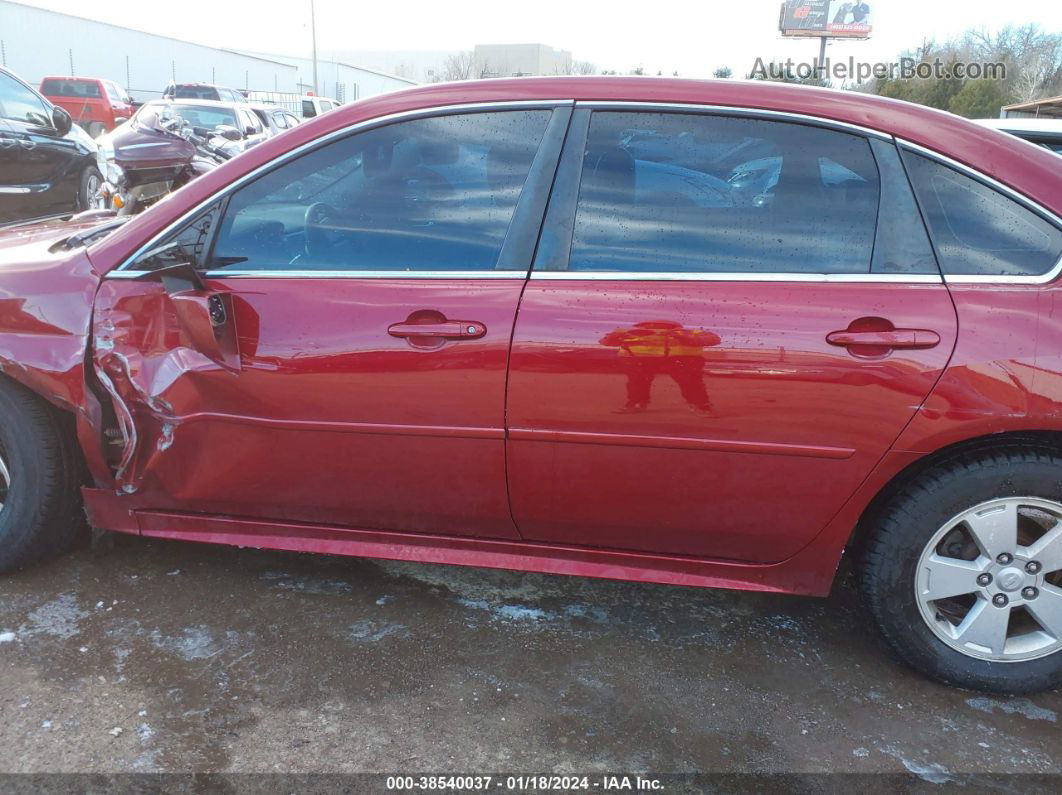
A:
[[0, 0, 415, 102]]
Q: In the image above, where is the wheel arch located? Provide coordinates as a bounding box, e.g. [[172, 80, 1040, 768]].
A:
[[847, 430, 1062, 560]]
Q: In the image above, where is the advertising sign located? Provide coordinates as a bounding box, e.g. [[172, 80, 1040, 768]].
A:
[[779, 0, 873, 38]]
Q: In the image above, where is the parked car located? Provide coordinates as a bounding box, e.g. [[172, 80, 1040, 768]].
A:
[[249, 103, 301, 134], [301, 94, 339, 119], [163, 82, 247, 103], [0, 66, 100, 225], [39, 76, 135, 138], [975, 118, 1062, 155], [1, 77, 1061, 693], [94, 98, 271, 214]]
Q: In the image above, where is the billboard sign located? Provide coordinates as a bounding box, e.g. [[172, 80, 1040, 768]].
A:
[[779, 1, 873, 38]]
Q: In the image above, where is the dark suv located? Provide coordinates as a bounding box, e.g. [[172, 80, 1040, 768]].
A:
[[0, 66, 101, 225]]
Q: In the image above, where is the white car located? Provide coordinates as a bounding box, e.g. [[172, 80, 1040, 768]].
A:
[[975, 118, 1062, 155]]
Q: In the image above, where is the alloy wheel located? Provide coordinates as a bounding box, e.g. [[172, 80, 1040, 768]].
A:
[[916, 497, 1062, 662]]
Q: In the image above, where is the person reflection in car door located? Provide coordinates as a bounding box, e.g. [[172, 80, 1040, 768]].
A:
[[600, 321, 720, 415]]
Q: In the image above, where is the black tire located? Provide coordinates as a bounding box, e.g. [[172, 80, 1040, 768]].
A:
[[87, 121, 106, 138], [860, 444, 1062, 693], [0, 378, 84, 573], [78, 166, 102, 212]]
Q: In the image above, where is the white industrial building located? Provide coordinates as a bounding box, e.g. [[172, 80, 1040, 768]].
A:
[[0, 0, 416, 102]]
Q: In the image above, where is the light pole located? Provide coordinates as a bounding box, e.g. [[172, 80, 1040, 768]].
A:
[[311, 0, 319, 95]]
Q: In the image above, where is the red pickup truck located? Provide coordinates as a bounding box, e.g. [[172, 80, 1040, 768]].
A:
[[38, 76, 134, 137]]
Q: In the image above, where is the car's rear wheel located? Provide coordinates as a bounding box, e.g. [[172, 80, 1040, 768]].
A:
[[861, 446, 1062, 693], [0, 378, 83, 572]]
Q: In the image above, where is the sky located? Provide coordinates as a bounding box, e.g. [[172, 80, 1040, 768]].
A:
[[15, 0, 1062, 79]]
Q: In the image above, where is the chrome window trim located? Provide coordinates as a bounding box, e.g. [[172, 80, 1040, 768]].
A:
[[575, 100, 893, 141], [529, 271, 942, 283], [896, 138, 1062, 285], [107, 269, 527, 280], [108, 99, 575, 276]]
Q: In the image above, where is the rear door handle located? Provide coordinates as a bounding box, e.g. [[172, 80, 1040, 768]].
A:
[[826, 329, 941, 349], [388, 320, 486, 340]]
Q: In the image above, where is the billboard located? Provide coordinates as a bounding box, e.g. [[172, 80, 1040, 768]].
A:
[[779, 1, 873, 38]]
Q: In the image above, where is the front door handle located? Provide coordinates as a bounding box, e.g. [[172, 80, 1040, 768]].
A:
[[826, 329, 941, 349], [388, 320, 486, 340]]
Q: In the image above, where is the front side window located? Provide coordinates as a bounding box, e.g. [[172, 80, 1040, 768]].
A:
[[302, 100, 316, 118], [0, 72, 50, 126], [237, 108, 263, 135], [567, 112, 881, 274], [904, 152, 1062, 276], [209, 110, 551, 272], [105, 82, 123, 103]]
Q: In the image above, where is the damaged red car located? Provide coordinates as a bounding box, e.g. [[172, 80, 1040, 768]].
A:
[[1, 77, 1061, 694]]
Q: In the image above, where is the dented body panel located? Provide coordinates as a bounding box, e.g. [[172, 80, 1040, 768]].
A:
[[0, 77, 1061, 597]]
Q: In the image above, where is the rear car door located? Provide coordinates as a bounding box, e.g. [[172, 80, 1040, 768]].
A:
[[506, 107, 959, 563], [93, 104, 569, 540]]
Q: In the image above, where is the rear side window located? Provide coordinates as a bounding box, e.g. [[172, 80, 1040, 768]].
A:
[[567, 112, 881, 274], [210, 110, 551, 272], [904, 152, 1062, 276], [302, 100, 317, 118], [175, 85, 218, 100], [41, 78, 101, 98]]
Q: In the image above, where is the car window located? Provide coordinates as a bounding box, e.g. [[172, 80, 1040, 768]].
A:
[[302, 99, 317, 118], [868, 139, 939, 275], [209, 110, 552, 272], [175, 85, 218, 100], [104, 83, 123, 102], [41, 78, 103, 99], [904, 151, 1062, 276], [0, 72, 51, 126], [238, 108, 263, 134], [271, 111, 289, 129], [566, 112, 881, 274], [137, 102, 238, 131], [283, 112, 300, 128]]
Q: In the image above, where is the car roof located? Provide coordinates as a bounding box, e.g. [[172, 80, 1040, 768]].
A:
[[40, 75, 107, 83], [144, 98, 242, 109]]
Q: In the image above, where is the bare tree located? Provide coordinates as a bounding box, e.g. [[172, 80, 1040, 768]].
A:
[[558, 60, 599, 75], [441, 51, 476, 82]]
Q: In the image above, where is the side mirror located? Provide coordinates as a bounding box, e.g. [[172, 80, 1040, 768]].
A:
[[52, 106, 72, 136], [215, 124, 242, 141]]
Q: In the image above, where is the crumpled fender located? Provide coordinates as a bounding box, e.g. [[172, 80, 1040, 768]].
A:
[[0, 231, 112, 486]]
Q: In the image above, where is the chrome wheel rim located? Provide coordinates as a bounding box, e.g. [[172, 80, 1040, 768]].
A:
[[916, 497, 1062, 662], [0, 444, 8, 515]]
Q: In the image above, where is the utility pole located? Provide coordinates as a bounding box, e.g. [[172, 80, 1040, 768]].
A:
[[310, 0, 319, 95]]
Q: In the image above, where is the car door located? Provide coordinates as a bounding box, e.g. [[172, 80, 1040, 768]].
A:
[[506, 107, 959, 563], [0, 71, 80, 222], [93, 104, 569, 540], [235, 107, 268, 147]]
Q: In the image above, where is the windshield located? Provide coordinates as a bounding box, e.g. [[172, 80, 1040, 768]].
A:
[[135, 102, 238, 133]]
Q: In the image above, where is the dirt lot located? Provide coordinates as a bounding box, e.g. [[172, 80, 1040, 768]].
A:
[[0, 534, 1059, 788]]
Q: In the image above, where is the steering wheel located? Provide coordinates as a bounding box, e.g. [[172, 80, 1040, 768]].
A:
[[303, 202, 343, 260]]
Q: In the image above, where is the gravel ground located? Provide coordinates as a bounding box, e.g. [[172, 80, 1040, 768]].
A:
[[0, 533, 1059, 790]]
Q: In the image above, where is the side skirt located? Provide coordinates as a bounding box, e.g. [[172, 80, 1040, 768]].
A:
[[81, 488, 834, 596]]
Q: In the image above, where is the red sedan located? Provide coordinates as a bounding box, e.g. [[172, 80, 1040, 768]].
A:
[[1, 77, 1060, 693]]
